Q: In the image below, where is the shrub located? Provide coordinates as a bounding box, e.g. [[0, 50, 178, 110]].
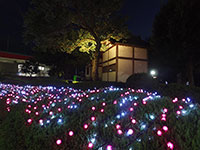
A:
[[126, 73, 159, 90]]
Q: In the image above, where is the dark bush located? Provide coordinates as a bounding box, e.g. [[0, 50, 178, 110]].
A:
[[126, 73, 159, 90]]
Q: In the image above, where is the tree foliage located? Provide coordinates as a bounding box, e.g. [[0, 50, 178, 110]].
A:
[[151, 0, 200, 85], [34, 49, 91, 79], [24, 0, 129, 80]]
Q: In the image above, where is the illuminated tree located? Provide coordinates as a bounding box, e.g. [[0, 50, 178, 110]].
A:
[[24, 0, 129, 81]]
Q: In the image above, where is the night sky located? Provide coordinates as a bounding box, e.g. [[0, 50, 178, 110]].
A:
[[0, 0, 167, 53]]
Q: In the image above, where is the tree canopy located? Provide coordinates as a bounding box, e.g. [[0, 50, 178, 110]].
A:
[[151, 0, 200, 85], [24, 0, 129, 80], [33, 49, 90, 79]]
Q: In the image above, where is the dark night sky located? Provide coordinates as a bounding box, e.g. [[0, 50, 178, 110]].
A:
[[0, 0, 167, 53]]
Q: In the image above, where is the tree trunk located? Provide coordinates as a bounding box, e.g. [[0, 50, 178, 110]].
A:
[[186, 57, 194, 86], [91, 40, 101, 81]]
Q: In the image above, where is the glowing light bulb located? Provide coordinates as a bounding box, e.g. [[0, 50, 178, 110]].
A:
[[131, 119, 136, 124], [129, 107, 134, 112], [49, 111, 53, 115], [149, 114, 155, 120], [88, 142, 93, 148], [100, 109, 104, 113], [58, 108, 62, 112], [127, 129, 134, 136], [116, 124, 121, 129], [163, 108, 168, 113], [69, 131, 74, 136], [27, 119, 32, 124], [113, 100, 117, 104], [142, 101, 147, 105], [106, 145, 112, 150], [163, 126, 168, 132], [117, 129, 123, 135], [91, 116, 96, 121], [39, 119, 43, 125], [92, 106, 96, 111], [157, 130, 162, 136], [56, 139, 62, 145], [189, 104, 194, 108], [83, 124, 88, 129], [176, 111, 181, 115], [102, 102, 106, 106], [161, 117, 166, 121], [167, 142, 174, 149]]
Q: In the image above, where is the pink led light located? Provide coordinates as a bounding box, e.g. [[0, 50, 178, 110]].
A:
[[102, 102, 106, 106], [127, 129, 134, 135], [172, 98, 178, 103], [116, 124, 121, 129], [142, 101, 147, 105], [176, 111, 181, 115], [83, 124, 88, 129], [131, 119, 136, 124], [134, 103, 138, 106], [100, 109, 104, 113], [162, 114, 166, 117], [163, 126, 168, 132], [69, 131, 74, 136], [163, 108, 168, 113], [157, 130, 162, 136], [56, 139, 62, 145], [117, 129, 123, 135], [88, 142, 93, 148], [27, 119, 32, 124], [91, 106, 96, 111], [39, 119, 43, 124], [91, 116, 96, 121], [106, 145, 112, 150], [161, 117, 166, 121], [35, 112, 39, 115], [167, 142, 174, 149], [58, 108, 62, 112], [113, 100, 117, 104], [49, 111, 53, 115], [129, 107, 134, 112], [179, 106, 183, 109]]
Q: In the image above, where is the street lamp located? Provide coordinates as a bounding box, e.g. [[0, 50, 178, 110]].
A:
[[150, 69, 157, 78]]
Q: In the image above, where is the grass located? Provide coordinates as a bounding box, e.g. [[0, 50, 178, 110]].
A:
[[0, 83, 200, 150]]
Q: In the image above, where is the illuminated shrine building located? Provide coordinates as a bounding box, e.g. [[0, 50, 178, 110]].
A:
[[85, 43, 148, 82]]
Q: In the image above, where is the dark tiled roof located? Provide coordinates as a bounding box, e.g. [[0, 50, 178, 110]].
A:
[[0, 51, 31, 60]]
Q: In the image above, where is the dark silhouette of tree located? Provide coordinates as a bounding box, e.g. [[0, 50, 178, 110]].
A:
[[33, 49, 90, 79], [151, 0, 200, 85], [24, 0, 129, 81]]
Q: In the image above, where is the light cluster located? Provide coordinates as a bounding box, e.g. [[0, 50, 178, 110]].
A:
[[0, 83, 198, 150]]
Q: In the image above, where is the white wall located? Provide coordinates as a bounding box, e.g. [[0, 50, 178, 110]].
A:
[[118, 59, 133, 82]]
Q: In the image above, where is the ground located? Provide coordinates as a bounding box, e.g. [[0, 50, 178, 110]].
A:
[[0, 83, 200, 150]]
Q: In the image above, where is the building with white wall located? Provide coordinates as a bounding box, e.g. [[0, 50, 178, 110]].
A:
[[85, 43, 148, 82]]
